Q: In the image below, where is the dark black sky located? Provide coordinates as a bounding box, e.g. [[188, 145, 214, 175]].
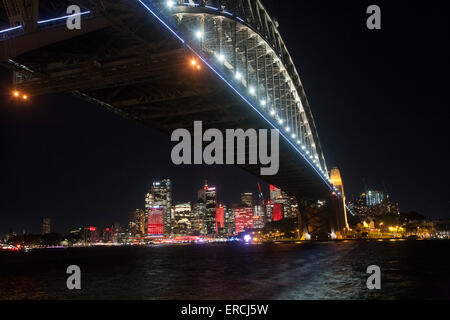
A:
[[0, 0, 449, 235]]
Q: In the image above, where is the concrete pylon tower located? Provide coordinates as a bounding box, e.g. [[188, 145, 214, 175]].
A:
[[329, 167, 349, 236]]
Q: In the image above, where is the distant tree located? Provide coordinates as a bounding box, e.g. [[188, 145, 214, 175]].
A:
[[400, 211, 426, 223], [65, 232, 82, 245], [42, 233, 64, 246]]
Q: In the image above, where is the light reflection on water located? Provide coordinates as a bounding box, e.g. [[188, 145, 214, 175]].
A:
[[0, 240, 449, 300]]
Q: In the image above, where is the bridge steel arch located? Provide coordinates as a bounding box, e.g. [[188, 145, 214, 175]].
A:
[[165, 0, 329, 176], [0, 0, 348, 239]]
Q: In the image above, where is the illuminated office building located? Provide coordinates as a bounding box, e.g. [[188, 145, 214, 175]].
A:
[[266, 200, 273, 223], [192, 200, 205, 235], [173, 203, 192, 236], [147, 207, 164, 237], [102, 227, 114, 242], [253, 205, 265, 229], [366, 190, 384, 207], [83, 227, 98, 244], [269, 185, 293, 218], [42, 218, 51, 234], [128, 209, 146, 236], [216, 204, 225, 234], [235, 207, 253, 234], [241, 192, 254, 207], [225, 207, 235, 235], [272, 202, 283, 222], [145, 179, 172, 236]]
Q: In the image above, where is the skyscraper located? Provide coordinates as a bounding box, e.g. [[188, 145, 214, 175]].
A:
[[225, 206, 235, 236], [366, 190, 384, 206], [270, 185, 292, 218], [241, 193, 254, 207], [147, 207, 164, 237], [216, 204, 225, 235], [128, 209, 146, 236], [272, 203, 283, 221], [173, 202, 192, 236], [266, 200, 273, 223], [198, 181, 217, 235], [253, 205, 265, 229], [42, 218, 51, 234], [145, 179, 172, 236], [234, 207, 253, 234]]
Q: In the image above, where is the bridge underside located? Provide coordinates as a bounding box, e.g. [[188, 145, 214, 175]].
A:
[[1, 0, 345, 238]]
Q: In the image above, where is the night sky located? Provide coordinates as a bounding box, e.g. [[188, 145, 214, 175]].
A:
[[0, 0, 448, 235]]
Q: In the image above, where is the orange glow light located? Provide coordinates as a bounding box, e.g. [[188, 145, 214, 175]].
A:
[[196, 65, 201, 70], [191, 59, 197, 66], [22, 95, 28, 100], [13, 91, 20, 97]]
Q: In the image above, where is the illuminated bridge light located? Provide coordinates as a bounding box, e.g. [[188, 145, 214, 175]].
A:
[[166, 0, 175, 7], [291, 134, 296, 139], [195, 30, 203, 39], [216, 54, 225, 62], [285, 127, 290, 132], [1, 11, 91, 35], [260, 100, 266, 106], [37, 11, 90, 24], [270, 109, 275, 116], [249, 87, 256, 96], [0, 25, 22, 34], [135, 0, 334, 191], [205, 5, 218, 11]]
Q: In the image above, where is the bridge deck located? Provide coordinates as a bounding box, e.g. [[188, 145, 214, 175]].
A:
[[2, 0, 333, 200]]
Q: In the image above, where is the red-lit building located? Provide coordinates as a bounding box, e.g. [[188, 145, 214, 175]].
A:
[[102, 227, 114, 242], [235, 207, 253, 234], [148, 207, 164, 237], [273, 202, 283, 222], [83, 226, 98, 244], [216, 204, 225, 233], [198, 181, 217, 235]]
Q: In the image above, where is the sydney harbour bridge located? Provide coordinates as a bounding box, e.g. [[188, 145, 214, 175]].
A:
[[0, 0, 349, 239]]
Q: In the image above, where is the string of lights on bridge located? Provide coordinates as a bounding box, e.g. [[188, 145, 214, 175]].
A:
[[0, 1, 343, 198], [149, 0, 340, 195]]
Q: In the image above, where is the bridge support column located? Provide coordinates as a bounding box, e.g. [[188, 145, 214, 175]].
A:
[[297, 195, 347, 240]]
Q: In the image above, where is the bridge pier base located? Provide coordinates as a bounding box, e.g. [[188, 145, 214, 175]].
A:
[[297, 195, 348, 240]]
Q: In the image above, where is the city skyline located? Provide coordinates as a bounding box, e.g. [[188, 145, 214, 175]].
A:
[[0, 0, 448, 235], [0, 0, 449, 303], [0, 175, 415, 237]]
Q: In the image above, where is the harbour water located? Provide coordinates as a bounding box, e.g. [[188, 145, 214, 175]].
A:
[[0, 240, 449, 300]]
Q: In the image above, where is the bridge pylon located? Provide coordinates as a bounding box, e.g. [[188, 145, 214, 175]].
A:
[[297, 194, 348, 240]]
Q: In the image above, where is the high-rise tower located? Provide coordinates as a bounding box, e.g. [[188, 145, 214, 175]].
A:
[[42, 218, 51, 234], [145, 179, 172, 236], [198, 181, 217, 235]]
